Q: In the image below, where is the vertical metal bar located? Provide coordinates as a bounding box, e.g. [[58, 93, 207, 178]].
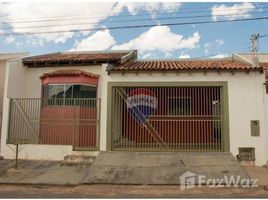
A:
[[72, 99, 76, 148], [113, 88, 116, 149], [174, 87, 177, 150], [15, 144, 19, 170], [213, 87, 216, 151]]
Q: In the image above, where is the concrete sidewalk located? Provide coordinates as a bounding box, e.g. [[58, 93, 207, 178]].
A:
[[243, 166, 268, 186], [0, 152, 252, 186], [0, 159, 87, 185]]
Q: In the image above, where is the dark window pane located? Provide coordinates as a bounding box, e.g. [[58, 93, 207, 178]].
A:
[[46, 85, 64, 99], [73, 85, 81, 98], [80, 85, 96, 98], [42, 84, 97, 107], [168, 97, 191, 116], [65, 85, 73, 98]]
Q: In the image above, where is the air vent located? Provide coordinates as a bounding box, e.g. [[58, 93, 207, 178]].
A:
[[238, 147, 255, 161]]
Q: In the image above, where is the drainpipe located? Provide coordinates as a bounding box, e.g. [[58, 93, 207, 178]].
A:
[[106, 64, 115, 75]]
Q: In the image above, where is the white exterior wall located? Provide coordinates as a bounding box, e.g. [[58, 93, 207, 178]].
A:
[[265, 94, 268, 164], [0, 61, 6, 113], [101, 65, 267, 166], [0, 53, 28, 152], [1, 61, 267, 165]]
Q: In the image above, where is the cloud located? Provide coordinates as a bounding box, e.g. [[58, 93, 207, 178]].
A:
[[211, 2, 255, 21], [215, 39, 224, 46], [15, 41, 23, 47], [210, 53, 229, 58], [70, 30, 116, 51], [141, 53, 152, 59], [118, 2, 181, 17], [179, 53, 190, 59], [26, 36, 44, 47], [165, 52, 173, 58], [112, 26, 200, 55], [204, 39, 224, 55], [204, 42, 211, 54], [0, 2, 182, 46], [5, 35, 15, 44], [0, 3, 122, 43]]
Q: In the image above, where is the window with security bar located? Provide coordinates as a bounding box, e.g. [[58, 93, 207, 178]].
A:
[[42, 84, 97, 106], [168, 97, 191, 116]]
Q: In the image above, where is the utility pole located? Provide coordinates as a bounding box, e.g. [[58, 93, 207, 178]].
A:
[[250, 33, 260, 67]]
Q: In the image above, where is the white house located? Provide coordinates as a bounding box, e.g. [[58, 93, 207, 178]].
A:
[[0, 53, 28, 151], [0, 50, 267, 166]]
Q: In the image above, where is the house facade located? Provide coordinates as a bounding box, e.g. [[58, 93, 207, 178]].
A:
[[0, 50, 267, 166], [0, 53, 29, 149]]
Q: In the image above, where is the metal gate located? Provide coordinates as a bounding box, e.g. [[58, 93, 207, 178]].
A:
[[7, 98, 100, 150], [111, 86, 224, 151]]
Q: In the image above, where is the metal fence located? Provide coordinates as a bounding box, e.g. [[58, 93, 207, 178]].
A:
[[0, 113, 2, 144], [7, 98, 101, 150], [112, 86, 223, 151]]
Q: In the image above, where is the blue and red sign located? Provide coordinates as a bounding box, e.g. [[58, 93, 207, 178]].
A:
[[126, 88, 157, 123]]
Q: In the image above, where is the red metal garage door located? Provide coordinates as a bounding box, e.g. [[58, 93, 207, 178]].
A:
[[111, 86, 223, 151]]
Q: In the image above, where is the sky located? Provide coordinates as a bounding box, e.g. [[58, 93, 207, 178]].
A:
[[0, 2, 268, 59]]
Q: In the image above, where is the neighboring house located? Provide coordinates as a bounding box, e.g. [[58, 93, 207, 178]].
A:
[[234, 53, 268, 164], [0, 53, 29, 149], [0, 50, 267, 166]]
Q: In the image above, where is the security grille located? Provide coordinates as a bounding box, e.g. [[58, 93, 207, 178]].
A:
[[7, 98, 100, 150], [111, 86, 223, 151], [238, 147, 255, 161]]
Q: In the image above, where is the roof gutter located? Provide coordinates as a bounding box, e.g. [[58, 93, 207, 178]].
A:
[[120, 50, 137, 64]]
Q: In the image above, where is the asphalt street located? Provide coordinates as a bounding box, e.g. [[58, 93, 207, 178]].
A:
[[0, 184, 268, 198]]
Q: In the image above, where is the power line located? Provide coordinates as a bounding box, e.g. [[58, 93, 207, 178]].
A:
[[1, 10, 267, 31], [1, 16, 268, 36], [0, 4, 263, 24], [260, 33, 268, 38], [0, 4, 201, 22]]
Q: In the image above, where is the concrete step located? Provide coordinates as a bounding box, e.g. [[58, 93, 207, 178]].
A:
[[61, 155, 96, 166]]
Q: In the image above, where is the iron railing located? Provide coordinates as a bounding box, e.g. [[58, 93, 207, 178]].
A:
[[0, 113, 2, 144], [7, 98, 101, 150], [112, 86, 223, 151]]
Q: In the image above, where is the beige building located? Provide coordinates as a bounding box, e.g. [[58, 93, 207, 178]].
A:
[[0, 51, 267, 166], [0, 53, 28, 149]]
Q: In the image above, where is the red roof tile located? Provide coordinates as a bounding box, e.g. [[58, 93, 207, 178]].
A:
[[23, 51, 135, 66], [260, 62, 268, 79], [41, 69, 99, 79], [113, 59, 262, 72]]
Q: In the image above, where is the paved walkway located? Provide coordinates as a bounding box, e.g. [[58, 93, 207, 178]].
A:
[[0, 152, 250, 186], [243, 166, 268, 186], [0, 159, 87, 185]]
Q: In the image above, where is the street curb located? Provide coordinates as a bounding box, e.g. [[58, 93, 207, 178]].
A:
[[0, 182, 80, 187], [1, 182, 268, 191]]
